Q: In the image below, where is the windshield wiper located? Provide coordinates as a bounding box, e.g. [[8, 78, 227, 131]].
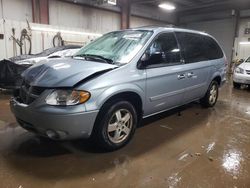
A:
[[74, 54, 114, 64]]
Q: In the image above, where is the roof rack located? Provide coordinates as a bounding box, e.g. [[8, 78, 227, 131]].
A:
[[132, 24, 175, 29]]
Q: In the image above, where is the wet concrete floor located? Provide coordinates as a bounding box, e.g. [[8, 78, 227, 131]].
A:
[[0, 82, 250, 188]]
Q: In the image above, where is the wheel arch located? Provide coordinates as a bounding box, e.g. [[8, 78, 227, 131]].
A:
[[213, 75, 221, 85], [96, 84, 145, 119], [91, 87, 144, 140], [210, 72, 222, 86]]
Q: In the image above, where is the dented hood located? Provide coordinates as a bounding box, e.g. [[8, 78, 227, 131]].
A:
[[22, 58, 118, 87]]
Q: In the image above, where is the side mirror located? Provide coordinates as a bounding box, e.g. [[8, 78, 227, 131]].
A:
[[141, 50, 150, 62], [138, 50, 150, 69], [143, 50, 163, 60], [239, 59, 244, 63], [139, 50, 163, 69]]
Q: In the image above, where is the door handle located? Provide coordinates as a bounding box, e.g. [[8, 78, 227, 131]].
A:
[[178, 74, 186, 80], [187, 72, 195, 78]]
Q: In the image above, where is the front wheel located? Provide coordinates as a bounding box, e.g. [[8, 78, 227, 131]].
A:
[[200, 81, 219, 108], [91, 100, 137, 151]]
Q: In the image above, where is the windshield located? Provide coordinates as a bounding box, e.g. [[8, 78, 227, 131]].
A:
[[75, 30, 153, 64], [246, 57, 250, 63]]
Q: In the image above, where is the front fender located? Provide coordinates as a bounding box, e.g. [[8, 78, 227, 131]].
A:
[[85, 83, 145, 111]]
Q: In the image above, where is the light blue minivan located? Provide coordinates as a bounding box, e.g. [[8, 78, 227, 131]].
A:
[[10, 27, 227, 151]]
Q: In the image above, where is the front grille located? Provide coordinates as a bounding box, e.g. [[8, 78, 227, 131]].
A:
[[19, 81, 46, 105], [246, 70, 250, 75]]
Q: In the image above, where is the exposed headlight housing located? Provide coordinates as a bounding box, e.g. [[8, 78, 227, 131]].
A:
[[46, 90, 90, 106], [16, 60, 34, 65], [235, 67, 244, 74]]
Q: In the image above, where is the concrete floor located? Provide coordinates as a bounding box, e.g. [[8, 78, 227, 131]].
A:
[[0, 82, 250, 188]]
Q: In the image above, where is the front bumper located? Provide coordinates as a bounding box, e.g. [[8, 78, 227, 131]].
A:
[[233, 73, 250, 84], [10, 97, 99, 140]]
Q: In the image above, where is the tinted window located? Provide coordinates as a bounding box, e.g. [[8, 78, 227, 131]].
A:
[[175, 32, 223, 64], [246, 57, 250, 63], [146, 32, 181, 67]]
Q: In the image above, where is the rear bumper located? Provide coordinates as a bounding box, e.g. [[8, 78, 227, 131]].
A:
[[10, 97, 99, 140]]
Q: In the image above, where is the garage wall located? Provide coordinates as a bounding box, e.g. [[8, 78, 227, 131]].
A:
[[130, 16, 170, 28], [233, 18, 250, 60], [0, 0, 32, 22], [182, 19, 235, 61], [0, 19, 5, 60], [0, 19, 103, 58], [49, 0, 121, 33], [0, 0, 177, 60], [0, 0, 33, 60], [131, 4, 177, 25], [0, 1, 2, 19]]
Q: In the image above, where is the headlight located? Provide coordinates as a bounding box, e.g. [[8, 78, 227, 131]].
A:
[[235, 67, 244, 74], [16, 60, 33, 65], [45, 90, 90, 106]]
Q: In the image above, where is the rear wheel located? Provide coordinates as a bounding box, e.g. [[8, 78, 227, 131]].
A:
[[233, 82, 241, 89], [200, 81, 219, 108], [91, 100, 137, 151]]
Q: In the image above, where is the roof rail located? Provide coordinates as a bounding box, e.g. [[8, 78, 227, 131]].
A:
[[131, 24, 175, 29]]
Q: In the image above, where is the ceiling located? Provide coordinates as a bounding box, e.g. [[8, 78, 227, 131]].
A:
[[132, 0, 250, 15]]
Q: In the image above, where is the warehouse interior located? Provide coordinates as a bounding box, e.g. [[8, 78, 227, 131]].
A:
[[0, 0, 250, 187]]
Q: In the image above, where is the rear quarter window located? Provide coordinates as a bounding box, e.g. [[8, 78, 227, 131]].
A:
[[175, 32, 224, 64]]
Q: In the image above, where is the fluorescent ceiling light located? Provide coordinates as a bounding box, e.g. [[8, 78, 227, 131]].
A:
[[171, 48, 180, 52], [239, 41, 250, 45], [158, 3, 176, 11], [107, 0, 116, 5], [31, 26, 102, 37]]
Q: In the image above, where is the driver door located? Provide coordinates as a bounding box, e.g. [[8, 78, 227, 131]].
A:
[[144, 32, 186, 116]]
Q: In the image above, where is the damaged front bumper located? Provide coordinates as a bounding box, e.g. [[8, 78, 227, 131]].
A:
[[10, 97, 99, 140]]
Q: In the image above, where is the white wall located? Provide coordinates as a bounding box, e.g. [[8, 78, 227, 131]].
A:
[[0, 19, 102, 59], [0, 19, 6, 60], [0, 0, 32, 21], [0, 0, 33, 59], [0, 1, 2, 19], [49, 0, 120, 33]]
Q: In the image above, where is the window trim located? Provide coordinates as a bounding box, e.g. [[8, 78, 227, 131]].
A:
[[137, 31, 184, 70]]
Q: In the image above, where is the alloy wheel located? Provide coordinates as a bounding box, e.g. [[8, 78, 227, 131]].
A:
[[107, 109, 133, 144], [209, 84, 218, 105]]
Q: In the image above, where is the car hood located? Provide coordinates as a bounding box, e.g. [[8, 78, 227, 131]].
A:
[[22, 58, 118, 87], [240, 62, 250, 70]]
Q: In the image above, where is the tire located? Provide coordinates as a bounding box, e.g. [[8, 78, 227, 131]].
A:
[[233, 82, 241, 89], [91, 100, 138, 151], [200, 80, 219, 108]]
